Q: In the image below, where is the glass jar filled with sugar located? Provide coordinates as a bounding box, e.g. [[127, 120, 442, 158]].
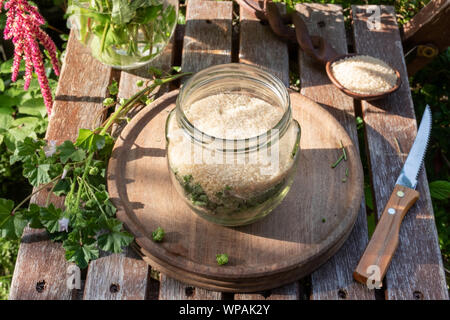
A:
[[165, 63, 301, 226]]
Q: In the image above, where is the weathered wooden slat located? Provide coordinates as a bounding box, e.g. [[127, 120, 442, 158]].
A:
[[235, 3, 299, 301], [180, 0, 233, 75], [9, 31, 114, 300], [83, 248, 150, 300], [351, 5, 449, 300], [157, 0, 232, 300], [239, 3, 289, 86], [296, 3, 374, 300], [159, 274, 223, 300], [84, 39, 175, 301]]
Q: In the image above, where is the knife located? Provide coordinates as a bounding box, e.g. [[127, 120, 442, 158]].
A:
[[353, 105, 432, 286]]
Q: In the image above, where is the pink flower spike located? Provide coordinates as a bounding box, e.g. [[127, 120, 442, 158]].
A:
[[11, 47, 22, 82], [3, 0, 60, 115], [37, 28, 60, 76], [23, 57, 33, 90]]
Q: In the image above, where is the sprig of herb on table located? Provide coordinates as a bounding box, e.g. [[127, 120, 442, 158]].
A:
[[331, 140, 348, 169], [152, 226, 165, 242], [331, 140, 349, 183], [0, 71, 189, 268], [216, 253, 228, 266]]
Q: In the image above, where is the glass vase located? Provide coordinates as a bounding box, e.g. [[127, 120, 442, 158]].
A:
[[67, 0, 178, 70]]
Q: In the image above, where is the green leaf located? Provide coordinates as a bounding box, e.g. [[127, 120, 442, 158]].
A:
[[148, 66, 163, 77], [18, 98, 47, 118], [0, 198, 27, 240], [17, 91, 34, 105], [108, 81, 118, 95], [0, 58, 25, 74], [110, 0, 150, 25], [0, 78, 5, 92], [23, 161, 51, 187], [15, 137, 44, 161], [63, 231, 99, 269], [0, 94, 20, 109], [23, 204, 43, 229], [69, 6, 110, 24], [12, 116, 40, 128], [39, 204, 63, 233], [57, 140, 86, 164], [75, 129, 105, 152], [0, 59, 13, 73], [12, 78, 41, 91], [98, 133, 114, 159], [4, 130, 37, 150], [134, 5, 162, 24], [4, 116, 43, 147], [103, 25, 129, 48], [97, 218, 133, 253], [48, 162, 63, 179], [0, 198, 14, 220], [111, 0, 135, 25], [0, 110, 14, 130], [104, 199, 117, 217], [94, 190, 108, 202], [429, 180, 450, 200], [53, 179, 71, 196]]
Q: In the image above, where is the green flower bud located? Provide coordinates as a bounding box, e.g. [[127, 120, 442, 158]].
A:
[[103, 97, 115, 106], [89, 167, 99, 176]]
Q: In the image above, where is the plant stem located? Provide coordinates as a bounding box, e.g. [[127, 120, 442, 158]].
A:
[[82, 176, 108, 219], [331, 154, 344, 169], [340, 140, 347, 161], [99, 72, 189, 136], [74, 73, 190, 217], [75, 152, 94, 209], [65, 177, 77, 212], [100, 22, 110, 54], [12, 174, 62, 214], [46, 180, 58, 207]]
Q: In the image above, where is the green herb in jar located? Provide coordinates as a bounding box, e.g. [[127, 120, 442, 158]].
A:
[[67, 0, 177, 69]]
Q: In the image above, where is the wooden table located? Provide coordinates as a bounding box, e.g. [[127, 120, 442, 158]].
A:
[[9, 1, 448, 300]]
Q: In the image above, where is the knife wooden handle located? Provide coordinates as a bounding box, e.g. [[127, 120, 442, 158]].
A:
[[354, 184, 419, 286]]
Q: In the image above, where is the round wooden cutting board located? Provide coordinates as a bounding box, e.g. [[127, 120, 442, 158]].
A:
[[107, 89, 363, 292]]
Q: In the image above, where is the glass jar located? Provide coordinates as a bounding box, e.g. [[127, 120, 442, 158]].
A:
[[67, 0, 178, 70], [165, 63, 301, 226]]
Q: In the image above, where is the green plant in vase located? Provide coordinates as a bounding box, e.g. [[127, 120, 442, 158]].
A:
[[67, 0, 178, 69]]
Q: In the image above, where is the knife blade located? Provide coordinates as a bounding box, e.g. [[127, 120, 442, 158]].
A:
[[353, 105, 432, 287], [395, 105, 432, 189]]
